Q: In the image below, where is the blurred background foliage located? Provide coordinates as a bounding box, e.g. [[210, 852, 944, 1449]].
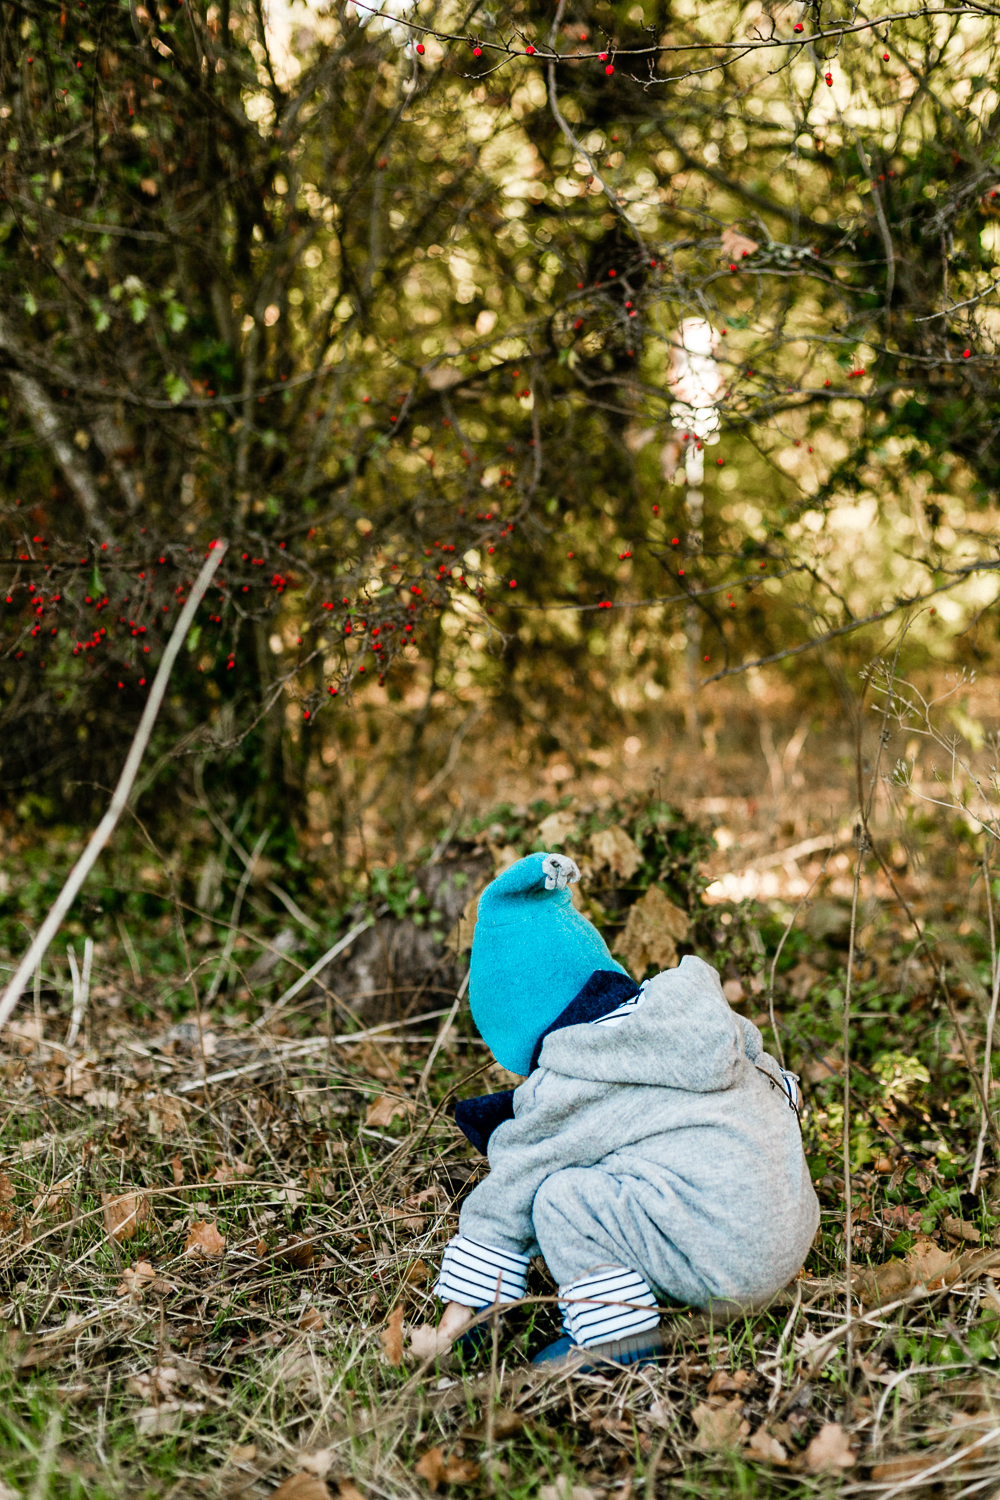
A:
[[1, 0, 999, 886]]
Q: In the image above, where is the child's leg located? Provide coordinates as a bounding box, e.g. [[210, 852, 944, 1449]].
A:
[[532, 1165, 708, 1348]]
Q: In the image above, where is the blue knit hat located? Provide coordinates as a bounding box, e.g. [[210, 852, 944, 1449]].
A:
[[469, 851, 629, 1075]]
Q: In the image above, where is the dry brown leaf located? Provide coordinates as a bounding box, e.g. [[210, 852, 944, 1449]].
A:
[[299, 1306, 325, 1333], [692, 1398, 750, 1452], [184, 1219, 226, 1257], [589, 825, 642, 881], [270, 1474, 332, 1500], [380, 1304, 404, 1366], [943, 1215, 981, 1244], [116, 1260, 174, 1298], [0, 1173, 16, 1205], [461, 1408, 523, 1441], [707, 1368, 750, 1395], [212, 1158, 254, 1184], [63, 1060, 97, 1097], [300, 1450, 334, 1478], [908, 1236, 958, 1287], [801, 1422, 855, 1473], [102, 1191, 152, 1244], [337, 1483, 367, 1500], [403, 1258, 429, 1285], [32, 1176, 75, 1219], [408, 1322, 452, 1360], [537, 810, 579, 848], [134, 1400, 204, 1436], [721, 225, 760, 260], [540, 1479, 598, 1500], [147, 1094, 187, 1138], [277, 1234, 315, 1269], [170, 1154, 185, 1186], [414, 1447, 446, 1492], [446, 887, 484, 955], [413, 1448, 480, 1493], [613, 886, 690, 979], [231, 1443, 258, 1464], [746, 1427, 788, 1464], [869, 1456, 937, 1483], [365, 1094, 415, 1129]]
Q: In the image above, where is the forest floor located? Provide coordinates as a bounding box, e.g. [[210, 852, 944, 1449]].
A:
[[3, 711, 1000, 1500]]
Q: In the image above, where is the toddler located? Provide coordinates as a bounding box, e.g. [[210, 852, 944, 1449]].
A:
[[434, 852, 819, 1367]]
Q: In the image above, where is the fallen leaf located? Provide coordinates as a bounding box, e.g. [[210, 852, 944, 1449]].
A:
[[0, 1174, 15, 1205], [408, 1322, 451, 1360], [231, 1444, 258, 1464], [300, 1450, 334, 1478], [721, 225, 759, 260], [869, 1456, 937, 1482], [102, 1191, 153, 1244], [414, 1448, 481, 1492], [721, 979, 744, 1007], [461, 1408, 523, 1440], [277, 1234, 315, 1269], [707, 1368, 750, 1395], [589, 825, 642, 880], [63, 1060, 97, 1097], [134, 1400, 204, 1436], [116, 1260, 174, 1298], [337, 1483, 367, 1500], [403, 1258, 429, 1285], [170, 1154, 185, 1186], [908, 1236, 958, 1287], [446, 886, 486, 955], [692, 1398, 750, 1452], [537, 810, 579, 848], [83, 1088, 119, 1110], [613, 886, 690, 979], [365, 1094, 415, 1129], [32, 1176, 75, 1219], [212, 1158, 254, 1184], [299, 1306, 325, 1333], [380, 1304, 405, 1366], [801, 1422, 855, 1473], [414, 1447, 446, 1492], [746, 1427, 788, 1464], [539, 1479, 598, 1500], [147, 1094, 187, 1138], [184, 1220, 226, 1257], [139, 177, 158, 195], [943, 1215, 981, 1244], [270, 1474, 332, 1500]]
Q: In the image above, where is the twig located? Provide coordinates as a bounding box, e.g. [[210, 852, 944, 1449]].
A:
[[972, 838, 1000, 1193], [65, 937, 93, 1049], [0, 540, 228, 1032], [252, 910, 384, 1030], [417, 971, 469, 1096]]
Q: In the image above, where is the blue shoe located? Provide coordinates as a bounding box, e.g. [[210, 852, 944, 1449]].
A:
[[532, 1328, 669, 1373]]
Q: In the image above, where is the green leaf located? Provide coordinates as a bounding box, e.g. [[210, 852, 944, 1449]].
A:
[[89, 298, 110, 332], [23, 291, 37, 316], [90, 565, 104, 595], [165, 372, 188, 404], [165, 300, 188, 333], [130, 295, 149, 323], [186, 624, 201, 652]]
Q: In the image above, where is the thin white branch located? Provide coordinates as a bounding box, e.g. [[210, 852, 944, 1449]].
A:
[[0, 541, 228, 1032]]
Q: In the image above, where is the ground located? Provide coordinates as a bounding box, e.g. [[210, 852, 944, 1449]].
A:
[[2, 720, 1000, 1500]]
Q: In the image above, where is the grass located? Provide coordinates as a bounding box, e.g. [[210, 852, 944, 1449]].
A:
[[3, 789, 1000, 1500]]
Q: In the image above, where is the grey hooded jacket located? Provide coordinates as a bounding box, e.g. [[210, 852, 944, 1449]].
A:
[[457, 955, 820, 1307]]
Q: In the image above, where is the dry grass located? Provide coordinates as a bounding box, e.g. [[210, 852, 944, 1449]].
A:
[[3, 746, 1000, 1500]]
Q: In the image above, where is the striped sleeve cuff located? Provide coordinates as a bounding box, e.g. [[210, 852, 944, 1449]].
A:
[[559, 1266, 659, 1348], [434, 1234, 530, 1308]]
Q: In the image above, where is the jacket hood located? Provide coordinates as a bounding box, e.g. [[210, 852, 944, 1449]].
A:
[[537, 955, 745, 1093]]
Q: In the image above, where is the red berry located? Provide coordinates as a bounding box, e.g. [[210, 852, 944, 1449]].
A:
[[605, 64, 614, 74], [729, 263, 737, 271], [704, 655, 710, 662], [416, 42, 424, 53], [794, 22, 803, 31], [509, 579, 517, 588], [525, 44, 535, 54], [883, 52, 889, 60], [473, 45, 481, 55], [717, 458, 724, 466], [599, 51, 607, 60], [825, 72, 832, 84], [963, 348, 971, 358]]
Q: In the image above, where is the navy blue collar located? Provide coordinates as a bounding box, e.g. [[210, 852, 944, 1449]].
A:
[[453, 969, 640, 1154]]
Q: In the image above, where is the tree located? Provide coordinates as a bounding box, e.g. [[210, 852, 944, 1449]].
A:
[[2, 0, 998, 863]]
